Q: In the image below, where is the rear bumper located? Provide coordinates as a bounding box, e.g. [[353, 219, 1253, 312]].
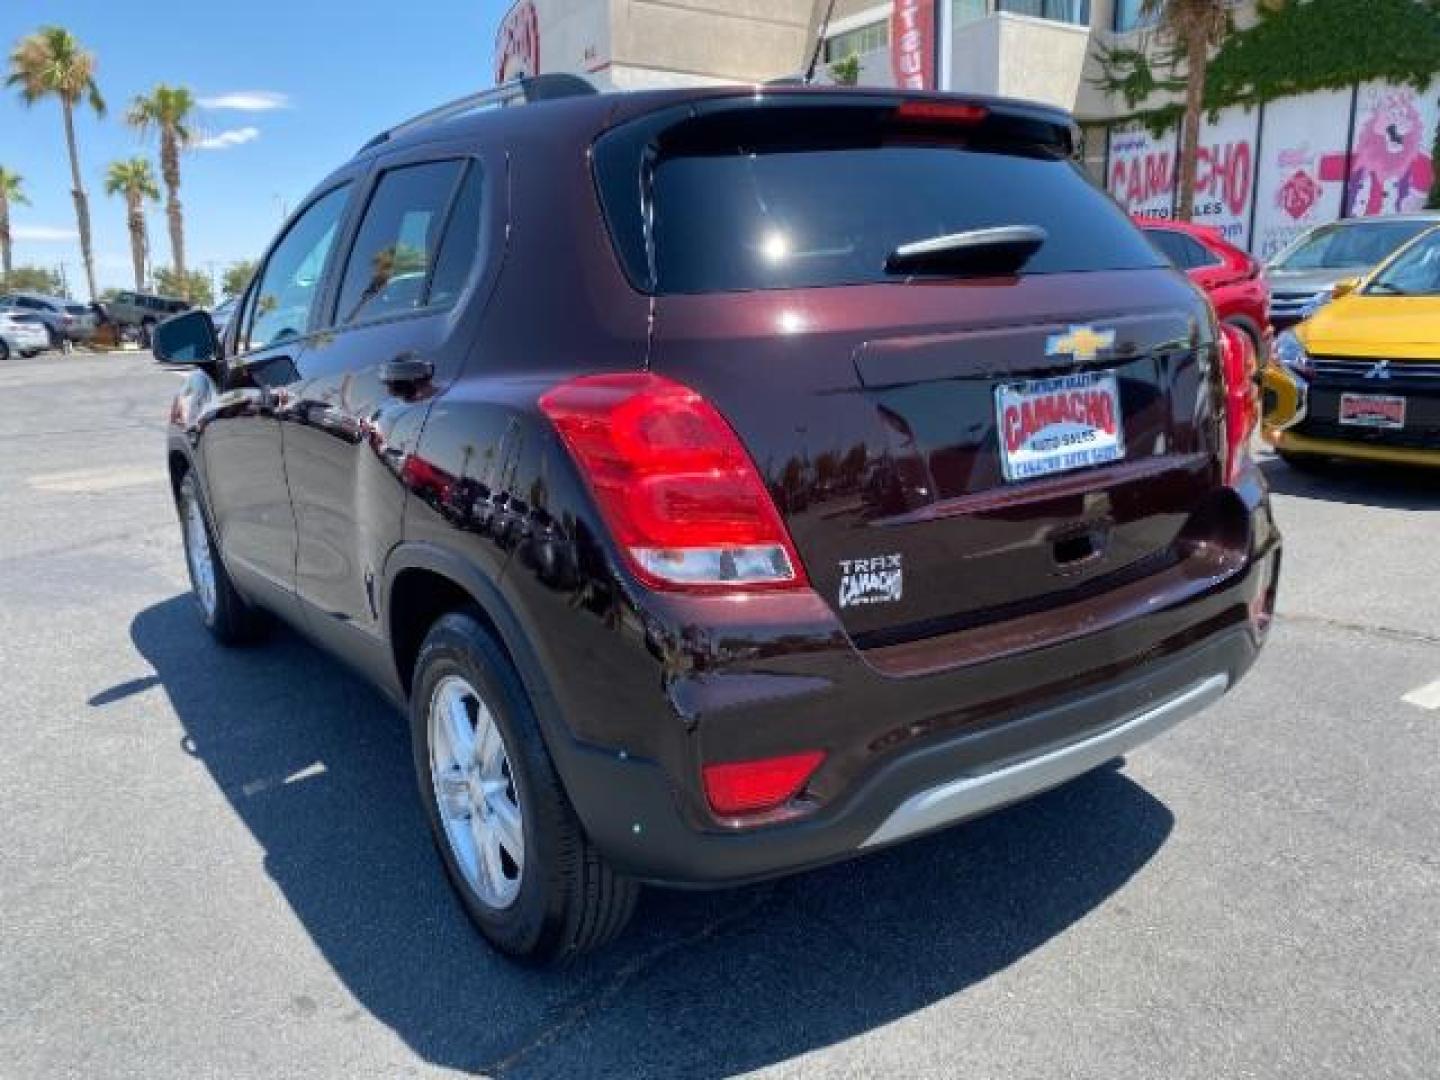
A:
[[2, 330, 48, 351], [863, 671, 1227, 849], [561, 620, 1263, 886], [488, 432, 1280, 887]]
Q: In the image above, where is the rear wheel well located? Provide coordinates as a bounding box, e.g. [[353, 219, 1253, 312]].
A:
[[389, 568, 506, 697]]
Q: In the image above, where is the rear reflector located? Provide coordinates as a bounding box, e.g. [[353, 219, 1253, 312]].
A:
[[538, 373, 808, 592], [1218, 325, 1259, 486], [703, 751, 826, 817]]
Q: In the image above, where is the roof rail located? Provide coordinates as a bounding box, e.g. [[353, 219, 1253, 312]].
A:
[[356, 73, 597, 154]]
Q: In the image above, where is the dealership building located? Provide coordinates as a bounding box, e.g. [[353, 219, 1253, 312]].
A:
[[497, 0, 1438, 258]]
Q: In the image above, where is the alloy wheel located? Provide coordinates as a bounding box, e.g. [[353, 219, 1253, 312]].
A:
[[182, 489, 218, 621], [428, 674, 525, 910]]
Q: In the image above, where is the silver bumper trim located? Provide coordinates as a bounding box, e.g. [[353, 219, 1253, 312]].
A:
[[860, 673, 1229, 849]]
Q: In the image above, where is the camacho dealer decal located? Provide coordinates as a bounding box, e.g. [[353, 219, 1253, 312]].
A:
[[839, 555, 904, 609]]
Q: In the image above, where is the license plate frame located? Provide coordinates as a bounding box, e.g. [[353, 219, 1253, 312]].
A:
[[995, 371, 1126, 483], [1339, 392, 1407, 430]]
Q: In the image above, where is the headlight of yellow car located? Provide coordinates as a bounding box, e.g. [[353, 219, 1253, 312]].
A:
[[1272, 330, 1313, 377], [1262, 334, 1309, 433]]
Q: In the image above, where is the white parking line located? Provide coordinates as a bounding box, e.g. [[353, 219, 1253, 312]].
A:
[[29, 466, 168, 494], [1402, 678, 1440, 711]]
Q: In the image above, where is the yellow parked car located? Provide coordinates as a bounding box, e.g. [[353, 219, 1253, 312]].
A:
[[1263, 225, 1440, 469]]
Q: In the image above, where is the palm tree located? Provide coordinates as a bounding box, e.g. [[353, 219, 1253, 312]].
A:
[[5, 26, 106, 300], [104, 158, 159, 292], [1143, 0, 1230, 221], [128, 85, 195, 299], [0, 166, 30, 277]]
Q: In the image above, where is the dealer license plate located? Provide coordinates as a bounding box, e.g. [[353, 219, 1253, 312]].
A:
[[996, 371, 1125, 482], [1339, 393, 1406, 429]]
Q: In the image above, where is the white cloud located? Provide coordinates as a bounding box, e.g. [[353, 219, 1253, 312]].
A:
[[194, 127, 260, 152], [198, 91, 290, 111], [13, 225, 78, 243]]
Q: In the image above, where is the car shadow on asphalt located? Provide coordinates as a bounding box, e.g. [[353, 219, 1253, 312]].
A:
[[126, 594, 1174, 1079], [1259, 454, 1440, 510]]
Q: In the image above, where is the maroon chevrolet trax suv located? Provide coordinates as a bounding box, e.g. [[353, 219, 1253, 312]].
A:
[[154, 75, 1280, 962]]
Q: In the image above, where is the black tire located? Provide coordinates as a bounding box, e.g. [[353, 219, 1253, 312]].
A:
[[0, 340, 9, 362], [177, 471, 267, 645], [410, 612, 638, 963]]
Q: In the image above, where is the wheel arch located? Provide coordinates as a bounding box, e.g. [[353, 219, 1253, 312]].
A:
[[383, 544, 551, 713]]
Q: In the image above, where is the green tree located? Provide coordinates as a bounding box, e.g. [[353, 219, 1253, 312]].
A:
[[153, 265, 213, 308], [1094, 1, 1231, 221], [5, 26, 106, 300], [103, 157, 159, 292], [221, 258, 256, 298], [127, 84, 195, 298], [0, 166, 29, 276], [0, 264, 64, 294], [829, 53, 861, 86]]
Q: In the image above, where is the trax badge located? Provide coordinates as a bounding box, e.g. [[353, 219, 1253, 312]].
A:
[[839, 555, 903, 609], [1046, 325, 1116, 364]]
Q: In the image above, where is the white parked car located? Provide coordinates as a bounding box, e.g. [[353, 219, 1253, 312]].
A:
[[0, 308, 50, 359]]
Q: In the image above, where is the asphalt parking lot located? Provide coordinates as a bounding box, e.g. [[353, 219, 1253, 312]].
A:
[[2, 348, 1438, 1079]]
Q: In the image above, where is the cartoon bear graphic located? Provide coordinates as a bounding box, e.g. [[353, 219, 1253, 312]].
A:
[[1347, 90, 1435, 217]]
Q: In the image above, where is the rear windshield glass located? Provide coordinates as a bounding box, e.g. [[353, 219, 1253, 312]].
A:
[[649, 145, 1163, 294]]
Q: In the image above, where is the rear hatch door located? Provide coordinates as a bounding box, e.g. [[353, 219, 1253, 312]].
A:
[[598, 95, 1224, 645]]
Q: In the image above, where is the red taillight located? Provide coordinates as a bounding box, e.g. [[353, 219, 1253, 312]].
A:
[[538, 373, 808, 592], [702, 751, 826, 817], [1219, 324, 1259, 486], [894, 100, 989, 125]]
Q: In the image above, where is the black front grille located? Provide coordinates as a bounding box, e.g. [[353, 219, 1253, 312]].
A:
[[1310, 355, 1440, 386], [1295, 418, 1438, 451], [1296, 374, 1440, 450]]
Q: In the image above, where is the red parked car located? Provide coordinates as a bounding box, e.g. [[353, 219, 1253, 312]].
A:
[[1137, 219, 1271, 358]]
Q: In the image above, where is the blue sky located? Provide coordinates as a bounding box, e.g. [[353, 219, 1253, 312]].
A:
[[2, 1, 507, 297]]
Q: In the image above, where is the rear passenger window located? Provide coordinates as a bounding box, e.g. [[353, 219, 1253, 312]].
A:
[[1146, 229, 1192, 268], [427, 164, 485, 308], [334, 160, 466, 326]]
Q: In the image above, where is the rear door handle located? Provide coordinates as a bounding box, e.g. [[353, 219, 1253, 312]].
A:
[[380, 353, 434, 393]]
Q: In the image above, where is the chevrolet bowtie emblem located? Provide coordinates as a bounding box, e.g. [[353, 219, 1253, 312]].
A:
[[1364, 358, 1391, 381], [1046, 325, 1117, 364]]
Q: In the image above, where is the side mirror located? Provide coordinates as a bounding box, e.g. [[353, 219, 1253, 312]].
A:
[[152, 309, 221, 366], [1331, 276, 1362, 299]]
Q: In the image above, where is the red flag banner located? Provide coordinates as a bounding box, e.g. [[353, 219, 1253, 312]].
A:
[[890, 0, 936, 91]]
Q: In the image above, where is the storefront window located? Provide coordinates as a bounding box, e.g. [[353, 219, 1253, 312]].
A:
[[952, 0, 987, 27], [824, 20, 888, 62], [1114, 0, 1155, 31], [996, 0, 1091, 25]]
